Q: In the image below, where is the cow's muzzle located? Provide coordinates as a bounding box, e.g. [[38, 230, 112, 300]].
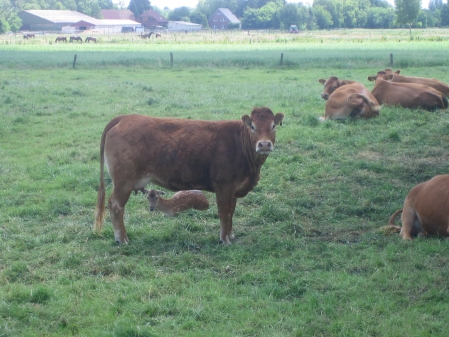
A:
[[321, 93, 329, 100], [149, 207, 155, 211], [256, 141, 273, 155]]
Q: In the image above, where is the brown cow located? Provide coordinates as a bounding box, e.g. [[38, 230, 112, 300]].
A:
[[379, 69, 449, 97], [318, 76, 356, 100], [94, 107, 284, 244], [321, 82, 380, 120], [145, 189, 209, 217], [386, 174, 449, 240], [368, 72, 448, 110]]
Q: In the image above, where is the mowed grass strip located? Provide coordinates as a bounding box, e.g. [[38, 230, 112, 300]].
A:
[[1, 43, 449, 336]]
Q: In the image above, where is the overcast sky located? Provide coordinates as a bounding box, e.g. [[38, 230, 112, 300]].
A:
[[145, 0, 429, 11]]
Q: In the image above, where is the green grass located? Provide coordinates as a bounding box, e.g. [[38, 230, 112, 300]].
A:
[[1, 31, 449, 336]]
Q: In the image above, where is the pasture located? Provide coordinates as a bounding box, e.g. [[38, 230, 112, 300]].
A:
[[1, 30, 449, 336]]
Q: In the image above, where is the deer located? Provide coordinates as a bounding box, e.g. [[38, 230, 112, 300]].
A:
[[145, 189, 209, 217]]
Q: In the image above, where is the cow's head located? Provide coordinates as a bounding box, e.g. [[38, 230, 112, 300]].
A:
[[382, 68, 401, 75], [368, 71, 394, 82], [318, 76, 349, 100], [145, 189, 165, 211], [242, 107, 284, 155]]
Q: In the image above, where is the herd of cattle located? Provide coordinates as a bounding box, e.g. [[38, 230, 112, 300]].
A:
[[93, 70, 449, 245], [319, 68, 449, 120]]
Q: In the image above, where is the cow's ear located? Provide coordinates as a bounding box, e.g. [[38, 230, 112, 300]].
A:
[[318, 79, 326, 84], [157, 190, 166, 195], [367, 76, 376, 82], [241, 114, 251, 127], [144, 189, 149, 195], [274, 113, 284, 126], [395, 70, 401, 74], [340, 81, 349, 86]]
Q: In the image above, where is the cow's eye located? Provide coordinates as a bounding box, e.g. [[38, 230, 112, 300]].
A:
[[272, 124, 276, 130], [251, 125, 255, 130]]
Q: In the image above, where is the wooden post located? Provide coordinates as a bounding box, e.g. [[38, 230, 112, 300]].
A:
[[73, 54, 77, 68], [280, 53, 284, 66], [390, 53, 393, 68], [170, 52, 173, 68]]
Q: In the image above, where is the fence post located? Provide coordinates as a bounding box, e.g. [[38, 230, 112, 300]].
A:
[[280, 53, 284, 66], [73, 54, 77, 68], [170, 52, 173, 68], [390, 53, 393, 68]]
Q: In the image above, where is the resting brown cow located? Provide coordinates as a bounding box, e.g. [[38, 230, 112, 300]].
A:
[[368, 72, 448, 110], [318, 76, 356, 100], [321, 82, 380, 120], [145, 189, 209, 217], [94, 107, 284, 244], [386, 174, 449, 240], [379, 69, 449, 97]]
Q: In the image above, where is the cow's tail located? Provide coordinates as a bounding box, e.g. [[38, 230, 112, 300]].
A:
[[380, 209, 403, 235], [94, 117, 121, 233], [347, 94, 380, 116]]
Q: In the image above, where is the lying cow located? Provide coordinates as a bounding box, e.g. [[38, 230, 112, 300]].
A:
[[379, 69, 449, 97], [145, 189, 209, 217], [386, 174, 449, 240], [368, 72, 448, 110], [321, 82, 380, 120], [94, 107, 284, 244], [318, 76, 355, 100]]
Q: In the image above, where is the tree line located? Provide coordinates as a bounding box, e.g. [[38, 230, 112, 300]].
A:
[[0, 0, 448, 34]]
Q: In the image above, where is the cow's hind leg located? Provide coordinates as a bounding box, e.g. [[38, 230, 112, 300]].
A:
[[108, 185, 132, 244], [400, 205, 421, 240]]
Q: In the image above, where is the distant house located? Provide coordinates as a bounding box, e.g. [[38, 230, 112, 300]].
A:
[[208, 8, 241, 30], [168, 21, 202, 32], [101, 10, 135, 21], [18, 10, 95, 31], [136, 10, 168, 29]]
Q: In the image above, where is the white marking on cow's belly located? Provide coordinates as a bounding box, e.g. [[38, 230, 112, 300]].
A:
[[134, 176, 152, 191]]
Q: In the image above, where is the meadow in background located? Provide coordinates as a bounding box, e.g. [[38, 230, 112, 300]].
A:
[[1, 29, 449, 336]]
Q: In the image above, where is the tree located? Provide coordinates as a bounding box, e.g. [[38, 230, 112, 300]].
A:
[[128, 0, 152, 19], [0, 18, 10, 33], [169, 6, 191, 21], [313, 5, 333, 29], [7, 12, 22, 31], [190, 9, 208, 27], [395, 0, 421, 34], [441, 2, 449, 26]]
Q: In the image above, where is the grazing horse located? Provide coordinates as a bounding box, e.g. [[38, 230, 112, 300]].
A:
[[55, 36, 67, 43], [85, 36, 97, 43], [27, 33, 35, 38], [23, 34, 29, 39], [155, 33, 161, 38], [70, 36, 83, 43], [140, 32, 153, 39]]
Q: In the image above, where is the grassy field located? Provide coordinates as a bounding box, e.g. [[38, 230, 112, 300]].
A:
[[1, 30, 449, 336]]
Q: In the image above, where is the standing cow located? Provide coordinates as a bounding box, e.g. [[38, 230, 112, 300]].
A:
[[94, 107, 284, 244]]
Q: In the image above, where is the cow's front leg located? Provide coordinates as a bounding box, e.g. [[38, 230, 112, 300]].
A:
[[215, 189, 237, 245]]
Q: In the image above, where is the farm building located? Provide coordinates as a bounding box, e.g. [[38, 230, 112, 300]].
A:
[[101, 10, 135, 21], [18, 10, 94, 31], [168, 21, 202, 32], [208, 8, 241, 30], [69, 18, 142, 33], [136, 10, 168, 29]]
